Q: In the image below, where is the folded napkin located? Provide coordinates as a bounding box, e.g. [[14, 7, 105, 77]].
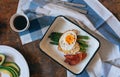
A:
[[16, 0, 120, 77]]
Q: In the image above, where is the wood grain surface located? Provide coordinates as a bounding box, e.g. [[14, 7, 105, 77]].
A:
[[0, 0, 120, 77]]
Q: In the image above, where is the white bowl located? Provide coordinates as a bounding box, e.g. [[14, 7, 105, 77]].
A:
[[0, 45, 30, 77]]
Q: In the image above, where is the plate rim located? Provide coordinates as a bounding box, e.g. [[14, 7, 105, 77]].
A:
[[0, 45, 30, 77], [39, 15, 101, 74]]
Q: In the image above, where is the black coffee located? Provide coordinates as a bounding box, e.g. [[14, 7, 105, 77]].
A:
[[13, 16, 27, 30]]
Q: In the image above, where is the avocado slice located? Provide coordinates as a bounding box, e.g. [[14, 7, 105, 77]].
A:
[[0, 66, 15, 77], [0, 53, 6, 65], [7, 66, 19, 77], [3, 62, 20, 75]]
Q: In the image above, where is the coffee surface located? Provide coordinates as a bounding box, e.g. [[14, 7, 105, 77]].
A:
[[13, 16, 27, 30]]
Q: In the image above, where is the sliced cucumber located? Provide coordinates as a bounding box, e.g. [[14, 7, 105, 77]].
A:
[[0, 53, 6, 65]]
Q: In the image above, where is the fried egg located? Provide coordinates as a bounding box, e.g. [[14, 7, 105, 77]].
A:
[[58, 30, 77, 53]]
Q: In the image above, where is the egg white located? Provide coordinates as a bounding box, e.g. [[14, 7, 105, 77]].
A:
[[59, 30, 77, 52]]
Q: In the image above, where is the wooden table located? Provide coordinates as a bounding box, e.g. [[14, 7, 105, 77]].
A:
[[0, 0, 120, 77]]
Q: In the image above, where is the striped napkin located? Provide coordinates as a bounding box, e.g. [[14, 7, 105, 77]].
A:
[[16, 0, 120, 77]]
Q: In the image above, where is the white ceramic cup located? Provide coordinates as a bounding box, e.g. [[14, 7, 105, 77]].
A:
[[10, 13, 29, 32]]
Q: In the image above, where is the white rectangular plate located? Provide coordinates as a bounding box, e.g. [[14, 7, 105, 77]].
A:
[[39, 16, 100, 74]]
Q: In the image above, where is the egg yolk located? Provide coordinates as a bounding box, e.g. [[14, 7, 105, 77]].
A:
[[66, 34, 75, 45]]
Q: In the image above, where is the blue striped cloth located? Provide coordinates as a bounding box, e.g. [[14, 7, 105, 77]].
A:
[[16, 0, 120, 77]]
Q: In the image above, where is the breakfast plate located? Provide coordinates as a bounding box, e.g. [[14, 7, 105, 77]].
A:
[[0, 45, 29, 77], [39, 16, 100, 74]]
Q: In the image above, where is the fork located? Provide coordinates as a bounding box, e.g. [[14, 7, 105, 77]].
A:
[[54, 1, 87, 14]]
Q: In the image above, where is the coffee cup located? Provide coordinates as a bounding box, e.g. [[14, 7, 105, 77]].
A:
[[10, 13, 29, 32]]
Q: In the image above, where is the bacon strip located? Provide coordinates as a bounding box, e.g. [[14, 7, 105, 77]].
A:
[[64, 52, 87, 65]]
